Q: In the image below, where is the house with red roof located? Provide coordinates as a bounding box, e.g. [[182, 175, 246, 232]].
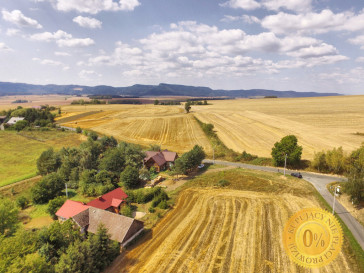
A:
[[55, 200, 89, 221], [86, 188, 128, 214], [144, 150, 178, 172]]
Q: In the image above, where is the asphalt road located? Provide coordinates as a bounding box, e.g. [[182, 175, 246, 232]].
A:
[[203, 159, 364, 251]]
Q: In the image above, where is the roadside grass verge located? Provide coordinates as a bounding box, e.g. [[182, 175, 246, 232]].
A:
[[314, 189, 364, 273]]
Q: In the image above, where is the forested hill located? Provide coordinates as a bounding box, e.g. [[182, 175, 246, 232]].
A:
[[0, 82, 341, 98]]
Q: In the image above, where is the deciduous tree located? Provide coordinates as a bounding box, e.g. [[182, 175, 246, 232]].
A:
[[271, 135, 302, 167]]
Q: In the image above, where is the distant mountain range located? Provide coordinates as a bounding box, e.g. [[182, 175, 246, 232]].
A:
[[0, 82, 341, 98]]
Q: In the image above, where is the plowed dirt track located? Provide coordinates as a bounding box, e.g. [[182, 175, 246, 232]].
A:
[[108, 188, 356, 273]]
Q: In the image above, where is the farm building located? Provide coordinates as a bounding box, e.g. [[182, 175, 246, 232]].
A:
[[72, 207, 144, 246], [7, 117, 25, 125], [55, 200, 90, 221], [144, 150, 178, 172], [86, 188, 128, 213]]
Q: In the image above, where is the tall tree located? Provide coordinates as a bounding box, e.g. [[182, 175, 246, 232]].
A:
[[31, 173, 65, 204], [0, 198, 19, 236], [120, 166, 139, 189], [185, 101, 191, 113], [271, 135, 302, 167], [345, 145, 364, 204], [37, 148, 61, 176]]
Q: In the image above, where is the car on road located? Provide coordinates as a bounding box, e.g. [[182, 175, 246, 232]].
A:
[[291, 172, 302, 178]]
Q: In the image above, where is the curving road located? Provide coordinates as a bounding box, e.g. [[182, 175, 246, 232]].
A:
[[203, 159, 364, 251]]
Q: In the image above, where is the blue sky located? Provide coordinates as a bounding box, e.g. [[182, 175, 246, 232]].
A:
[[0, 0, 364, 94]]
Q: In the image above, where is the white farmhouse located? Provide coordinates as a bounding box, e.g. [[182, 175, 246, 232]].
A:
[[7, 117, 25, 125]]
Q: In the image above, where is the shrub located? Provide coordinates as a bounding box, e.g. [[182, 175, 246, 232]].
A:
[[14, 120, 29, 131], [151, 191, 169, 208], [148, 207, 155, 213], [217, 179, 230, 187], [16, 196, 29, 210], [76, 127, 82, 133], [126, 187, 162, 204], [47, 196, 67, 219], [31, 173, 64, 204], [120, 166, 139, 189], [158, 200, 169, 209], [120, 204, 133, 217]]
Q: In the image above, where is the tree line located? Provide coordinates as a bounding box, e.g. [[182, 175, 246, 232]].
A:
[[0, 106, 56, 131]]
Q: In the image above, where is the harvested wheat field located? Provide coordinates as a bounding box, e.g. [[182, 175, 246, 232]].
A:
[[0, 94, 87, 110], [194, 95, 364, 159], [107, 169, 361, 273], [57, 104, 212, 154]]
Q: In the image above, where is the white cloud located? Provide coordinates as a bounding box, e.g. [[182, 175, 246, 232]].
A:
[[55, 51, 71, 56], [221, 0, 312, 12], [221, 0, 260, 10], [319, 67, 364, 85], [30, 30, 94, 48], [32, 57, 63, 66], [2, 10, 42, 29], [79, 69, 101, 79], [73, 16, 102, 29], [286, 43, 338, 58], [54, 0, 140, 14], [261, 9, 364, 35], [6, 28, 20, 36], [262, 0, 311, 12], [221, 15, 260, 24], [86, 21, 346, 80], [348, 35, 364, 50], [0, 42, 12, 52], [57, 38, 95, 47], [30, 30, 72, 42]]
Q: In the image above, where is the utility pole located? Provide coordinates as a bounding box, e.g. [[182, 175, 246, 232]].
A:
[[284, 154, 287, 175], [65, 183, 68, 198]]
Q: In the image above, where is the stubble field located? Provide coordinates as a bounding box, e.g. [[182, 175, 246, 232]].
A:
[[56, 104, 212, 154], [107, 169, 360, 273], [194, 96, 364, 159], [57, 95, 364, 159]]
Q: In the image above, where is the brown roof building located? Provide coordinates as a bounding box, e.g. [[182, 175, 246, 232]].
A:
[[72, 207, 144, 246], [144, 150, 178, 172]]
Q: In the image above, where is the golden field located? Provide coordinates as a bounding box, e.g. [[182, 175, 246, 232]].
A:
[[56, 104, 212, 154], [106, 169, 360, 273], [56, 95, 364, 159], [0, 94, 87, 111], [193, 96, 364, 159]]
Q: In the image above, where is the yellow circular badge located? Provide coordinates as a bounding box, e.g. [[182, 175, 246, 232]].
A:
[[283, 208, 343, 268]]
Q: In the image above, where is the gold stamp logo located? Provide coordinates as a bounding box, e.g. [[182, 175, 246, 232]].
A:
[[283, 208, 343, 268]]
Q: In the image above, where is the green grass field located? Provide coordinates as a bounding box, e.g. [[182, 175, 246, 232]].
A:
[[0, 130, 85, 187]]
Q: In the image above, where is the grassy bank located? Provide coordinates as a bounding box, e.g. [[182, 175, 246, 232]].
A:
[[0, 130, 84, 187], [194, 116, 272, 165]]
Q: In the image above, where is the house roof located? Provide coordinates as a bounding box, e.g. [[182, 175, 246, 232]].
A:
[[72, 209, 89, 229], [7, 117, 24, 125], [0, 116, 6, 120], [86, 188, 128, 210], [144, 150, 177, 167], [56, 200, 90, 219], [162, 150, 177, 162], [86, 207, 144, 243]]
